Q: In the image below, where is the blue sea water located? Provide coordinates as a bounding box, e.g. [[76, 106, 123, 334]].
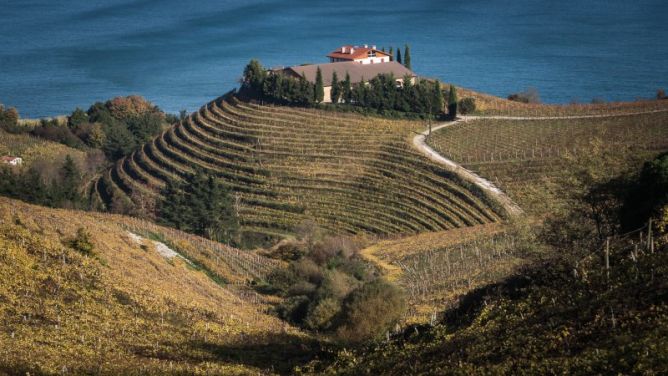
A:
[[1, 0, 667, 118]]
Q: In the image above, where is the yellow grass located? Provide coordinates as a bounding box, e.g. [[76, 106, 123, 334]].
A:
[[0, 197, 308, 374]]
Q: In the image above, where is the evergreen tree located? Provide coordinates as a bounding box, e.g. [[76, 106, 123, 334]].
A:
[[404, 44, 411, 69], [59, 155, 82, 206], [315, 67, 325, 103], [448, 84, 458, 119], [343, 72, 353, 104], [389, 47, 394, 62], [159, 171, 239, 244], [242, 59, 267, 94], [396, 48, 402, 65], [68, 108, 88, 129], [353, 78, 367, 106], [330, 71, 341, 104], [432, 80, 444, 115]]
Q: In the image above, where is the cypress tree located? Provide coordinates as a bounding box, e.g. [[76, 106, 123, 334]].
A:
[[330, 71, 340, 104], [448, 84, 458, 119], [315, 67, 324, 103], [389, 47, 394, 61], [396, 48, 402, 65], [343, 72, 353, 104], [432, 80, 444, 115], [404, 44, 411, 69]]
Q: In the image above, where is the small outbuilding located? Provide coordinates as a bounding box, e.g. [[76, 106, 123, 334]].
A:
[[1, 156, 23, 166]]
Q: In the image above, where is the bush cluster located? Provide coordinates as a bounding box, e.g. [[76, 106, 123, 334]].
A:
[[263, 229, 406, 344], [1, 96, 169, 161], [508, 88, 541, 104]]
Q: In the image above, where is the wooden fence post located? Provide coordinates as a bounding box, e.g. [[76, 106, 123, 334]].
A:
[[605, 237, 610, 281]]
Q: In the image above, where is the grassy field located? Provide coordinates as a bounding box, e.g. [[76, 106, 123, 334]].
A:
[[427, 111, 668, 214], [0, 197, 312, 375], [0, 130, 88, 169], [92, 95, 505, 243]]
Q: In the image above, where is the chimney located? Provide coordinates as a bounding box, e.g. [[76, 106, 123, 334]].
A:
[[350, 47, 355, 53], [364, 44, 368, 48], [341, 46, 346, 53]]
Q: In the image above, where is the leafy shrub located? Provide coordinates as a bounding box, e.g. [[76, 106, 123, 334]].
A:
[[508, 88, 541, 104], [67, 228, 94, 255], [0, 104, 21, 133], [261, 228, 407, 343], [335, 279, 407, 344], [458, 97, 476, 115], [305, 297, 341, 330]]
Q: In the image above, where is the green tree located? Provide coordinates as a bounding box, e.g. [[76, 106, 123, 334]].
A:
[[448, 84, 458, 119], [242, 59, 267, 94], [68, 108, 89, 129], [330, 71, 340, 104], [342, 73, 353, 104], [396, 48, 402, 65], [432, 80, 444, 115], [315, 67, 325, 104], [102, 120, 137, 159], [59, 155, 82, 205], [404, 44, 411, 69], [388, 47, 394, 62], [159, 171, 239, 244]]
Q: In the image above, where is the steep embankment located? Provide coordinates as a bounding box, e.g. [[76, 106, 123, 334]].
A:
[[93, 95, 505, 243], [0, 197, 310, 375]]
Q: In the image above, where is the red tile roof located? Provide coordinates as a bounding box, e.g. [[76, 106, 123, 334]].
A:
[[327, 46, 391, 60]]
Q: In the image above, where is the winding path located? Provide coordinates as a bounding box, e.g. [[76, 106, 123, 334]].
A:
[[413, 118, 524, 218]]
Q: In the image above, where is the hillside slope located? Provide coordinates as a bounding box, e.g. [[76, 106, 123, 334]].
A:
[[316, 230, 668, 375], [92, 95, 505, 243], [0, 197, 310, 375]]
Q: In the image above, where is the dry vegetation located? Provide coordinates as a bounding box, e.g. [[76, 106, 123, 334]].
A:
[[92, 95, 504, 242], [0, 197, 313, 375], [360, 223, 531, 323], [451, 84, 668, 117]]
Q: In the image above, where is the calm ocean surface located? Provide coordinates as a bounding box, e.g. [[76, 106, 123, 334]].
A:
[[1, 0, 667, 118]]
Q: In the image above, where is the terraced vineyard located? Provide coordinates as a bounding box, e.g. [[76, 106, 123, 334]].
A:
[[92, 95, 504, 242], [427, 111, 668, 213]]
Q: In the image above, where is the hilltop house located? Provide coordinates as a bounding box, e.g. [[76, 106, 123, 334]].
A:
[[1, 156, 23, 166], [327, 45, 392, 64], [275, 45, 417, 103]]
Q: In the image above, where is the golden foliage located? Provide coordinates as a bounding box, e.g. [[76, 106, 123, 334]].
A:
[[0, 197, 307, 374]]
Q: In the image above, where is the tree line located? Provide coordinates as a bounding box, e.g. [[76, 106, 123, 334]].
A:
[[1, 96, 175, 161], [0, 155, 85, 209], [241, 59, 445, 118]]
